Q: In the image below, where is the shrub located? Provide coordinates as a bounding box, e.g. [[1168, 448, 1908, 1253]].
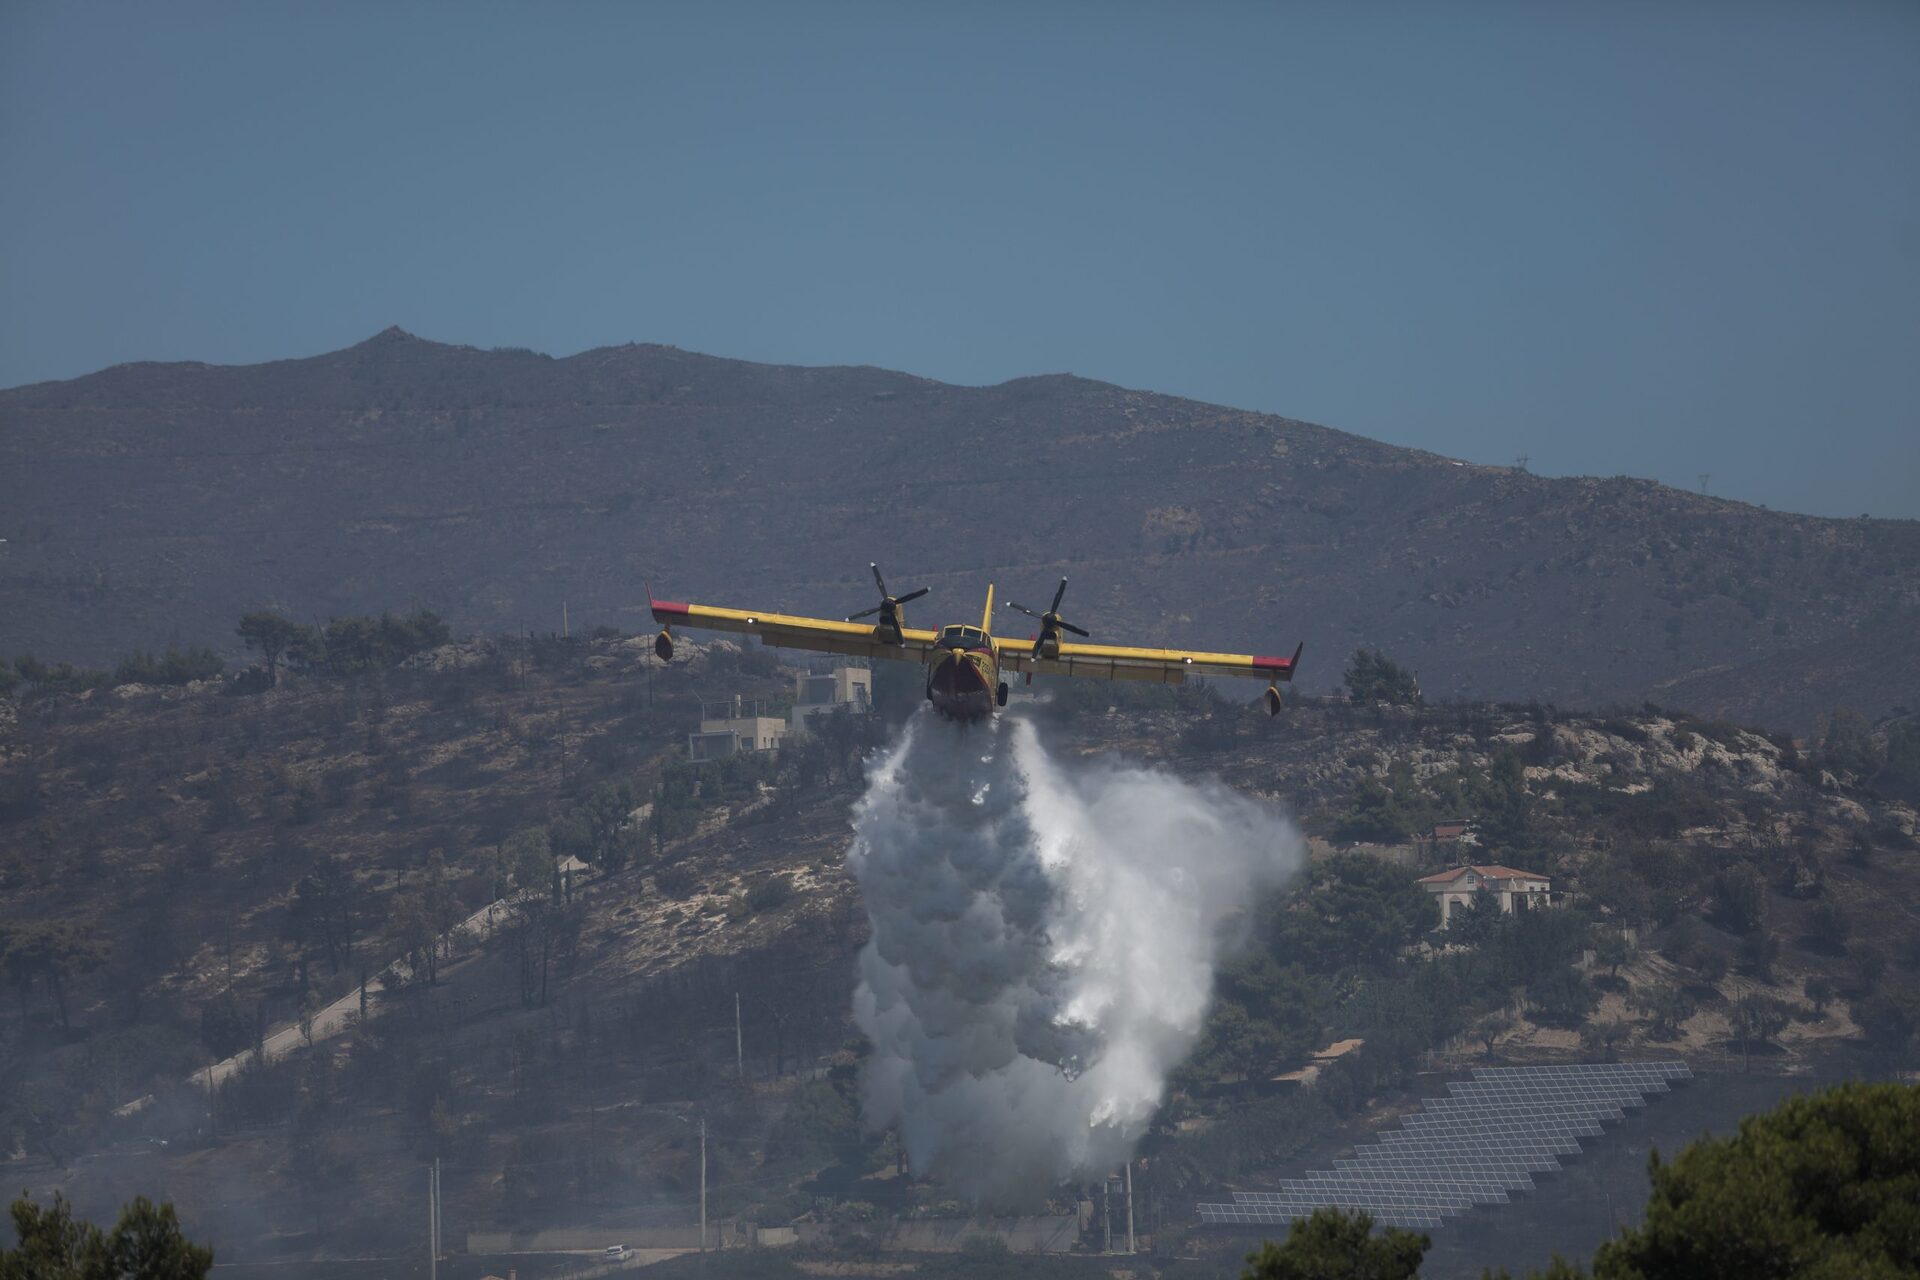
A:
[[746, 875, 794, 914], [1711, 868, 1767, 935], [653, 863, 700, 898], [112, 647, 226, 686], [12, 654, 111, 694], [1806, 898, 1850, 952], [1630, 984, 1695, 1039], [1854, 995, 1915, 1052], [1527, 966, 1598, 1028]]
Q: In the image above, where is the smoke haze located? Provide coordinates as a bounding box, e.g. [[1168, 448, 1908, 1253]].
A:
[[849, 712, 1306, 1203]]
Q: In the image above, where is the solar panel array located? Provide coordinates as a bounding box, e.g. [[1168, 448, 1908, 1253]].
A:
[[1196, 1061, 1690, 1230]]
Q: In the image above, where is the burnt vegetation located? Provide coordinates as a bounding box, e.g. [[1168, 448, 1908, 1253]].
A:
[[0, 627, 1916, 1266]]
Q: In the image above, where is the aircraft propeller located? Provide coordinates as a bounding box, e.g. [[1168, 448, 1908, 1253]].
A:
[[846, 563, 928, 625], [1007, 578, 1090, 640]]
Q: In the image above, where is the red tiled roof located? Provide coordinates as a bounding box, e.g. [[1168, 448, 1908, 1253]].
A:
[[1416, 864, 1550, 885]]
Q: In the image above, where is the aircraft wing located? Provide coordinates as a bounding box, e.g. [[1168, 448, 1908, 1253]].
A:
[[649, 596, 939, 663], [998, 637, 1303, 685]]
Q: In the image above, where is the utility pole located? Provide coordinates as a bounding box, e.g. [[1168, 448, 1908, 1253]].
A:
[[735, 993, 744, 1080], [1698, 472, 1711, 495], [1125, 1161, 1135, 1254], [699, 1118, 708, 1254], [1514, 454, 1530, 472], [428, 1161, 438, 1280], [1105, 1174, 1121, 1258]]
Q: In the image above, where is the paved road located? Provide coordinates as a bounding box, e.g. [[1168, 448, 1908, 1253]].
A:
[[196, 894, 519, 1088]]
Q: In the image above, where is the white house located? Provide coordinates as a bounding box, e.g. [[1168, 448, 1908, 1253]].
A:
[[1418, 864, 1553, 928]]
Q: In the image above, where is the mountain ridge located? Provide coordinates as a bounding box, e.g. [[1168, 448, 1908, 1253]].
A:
[[3, 330, 1916, 729]]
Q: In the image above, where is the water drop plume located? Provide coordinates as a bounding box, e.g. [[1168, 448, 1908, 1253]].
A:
[[848, 710, 1305, 1203]]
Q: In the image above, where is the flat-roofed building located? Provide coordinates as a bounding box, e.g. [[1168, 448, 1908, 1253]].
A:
[[790, 666, 872, 732], [690, 695, 787, 761]]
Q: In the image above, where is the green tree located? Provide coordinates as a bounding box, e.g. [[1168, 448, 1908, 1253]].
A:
[[283, 853, 359, 975], [10, 655, 111, 694], [322, 616, 381, 673], [318, 609, 449, 673], [1729, 994, 1791, 1061], [1241, 1206, 1427, 1280], [1629, 984, 1695, 1040], [380, 608, 450, 658], [1273, 855, 1432, 973], [2, 1192, 213, 1279], [113, 647, 225, 687], [199, 989, 252, 1059], [1579, 1018, 1629, 1060], [1590, 1082, 1920, 1279], [504, 827, 553, 894], [582, 780, 638, 869], [1481, 1260, 1590, 1280], [1812, 710, 1881, 780], [1, 921, 109, 1031], [1342, 649, 1423, 706], [1592, 928, 1635, 979], [236, 610, 301, 684], [1807, 898, 1850, 952], [767, 1079, 861, 1164], [1854, 994, 1915, 1054], [1332, 779, 1412, 845], [1526, 966, 1597, 1029], [1878, 720, 1920, 804], [0, 658, 18, 697], [1468, 750, 1534, 852], [1475, 1012, 1514, 1056], [1711, 868, 1767, 935], [1449, 891, 1506, 945], [1737, 928, 1780, 982]]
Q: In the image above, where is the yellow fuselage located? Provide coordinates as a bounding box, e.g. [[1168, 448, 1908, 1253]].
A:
[[924, 612, 1001, 720]]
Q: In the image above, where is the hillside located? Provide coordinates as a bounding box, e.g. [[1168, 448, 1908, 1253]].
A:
[[3, 638, 1917, 1270], [4, 329, 1919, 729]]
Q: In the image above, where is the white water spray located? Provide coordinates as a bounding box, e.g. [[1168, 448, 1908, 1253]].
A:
[[848, 711, 1305, 1203]]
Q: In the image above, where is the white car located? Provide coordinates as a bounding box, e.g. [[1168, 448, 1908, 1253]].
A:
[[604, 1245, 633, 1262]]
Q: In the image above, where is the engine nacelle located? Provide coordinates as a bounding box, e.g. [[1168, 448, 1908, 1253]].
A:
[[1264, 683, 1283, 716], [654, 629, 674, 662]]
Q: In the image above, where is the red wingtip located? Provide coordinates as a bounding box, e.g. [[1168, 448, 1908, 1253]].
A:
[[1252, 641, 1305, 680]]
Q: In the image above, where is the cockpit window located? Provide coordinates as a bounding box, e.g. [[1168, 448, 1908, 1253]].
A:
[[937, 625, 987, 650]]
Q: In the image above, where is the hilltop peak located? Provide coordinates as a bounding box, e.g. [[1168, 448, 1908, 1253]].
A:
[[345, 326, 445, 355], [3, 335, 1916, 726]]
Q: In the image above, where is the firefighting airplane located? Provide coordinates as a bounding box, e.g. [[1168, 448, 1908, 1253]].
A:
[[649, 565, 1302, 722]]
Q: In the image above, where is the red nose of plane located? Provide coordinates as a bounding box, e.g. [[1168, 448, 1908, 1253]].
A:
[[927, 652, 993, 720]]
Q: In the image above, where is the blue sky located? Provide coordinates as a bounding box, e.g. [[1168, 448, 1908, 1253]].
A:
[[3, 2, 1915, 518]]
